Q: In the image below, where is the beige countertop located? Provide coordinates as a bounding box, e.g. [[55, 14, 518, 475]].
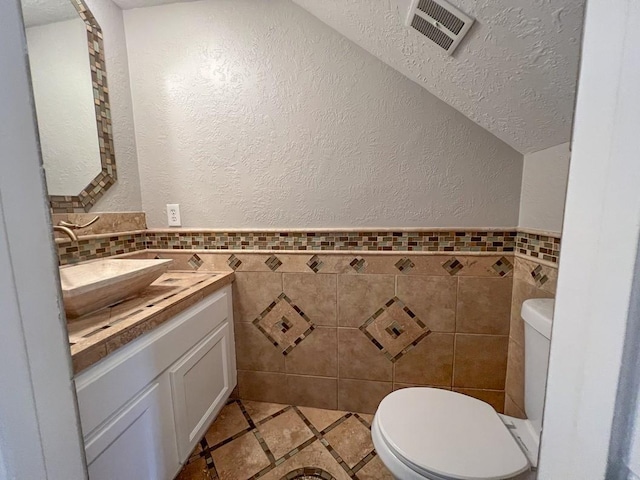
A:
[[69, 271, 234, 374]]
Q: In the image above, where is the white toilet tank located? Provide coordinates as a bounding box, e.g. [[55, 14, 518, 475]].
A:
[[521, 299, 554, 437]]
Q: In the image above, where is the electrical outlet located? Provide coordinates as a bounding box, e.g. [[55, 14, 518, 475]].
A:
[[167, 204, 181, 227]]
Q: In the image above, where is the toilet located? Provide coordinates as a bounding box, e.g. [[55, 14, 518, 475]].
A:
[[372, 298, 554, 480]]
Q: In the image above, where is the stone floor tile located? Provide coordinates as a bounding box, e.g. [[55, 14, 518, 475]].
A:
[[210, 432, 271, 480], [204, 402, 250, 447], [257, 408, 315, 459], [297, 406, 347, 432], [323, 416, 374, 469], [242, 400, 288, 424], [260, 441, 350, 480]]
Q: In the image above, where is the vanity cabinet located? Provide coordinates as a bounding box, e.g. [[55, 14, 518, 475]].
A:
[[74, 285, 236, 480], [170, 320, 234, 460]]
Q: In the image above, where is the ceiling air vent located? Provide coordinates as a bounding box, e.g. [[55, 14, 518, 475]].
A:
[[406, 0, 474, 55]]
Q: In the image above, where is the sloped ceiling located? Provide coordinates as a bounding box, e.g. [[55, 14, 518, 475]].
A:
[[113, 0, 585, 154], [292, 0, 585, 154]]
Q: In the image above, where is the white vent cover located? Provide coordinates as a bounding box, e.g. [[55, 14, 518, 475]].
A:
[[406, 0, 474, 54]]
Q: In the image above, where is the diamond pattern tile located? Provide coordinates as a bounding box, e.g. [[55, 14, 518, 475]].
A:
[[253, 293, 315, 355], [307, 255, 324, 273], [265, 255, 283, 271], [442, 258, 464, 275], [227, 254, 242, 270], [188, 253, 204, 270], [359, 297, 430, 362], [394, 257, 414, 273], [177, 399, 394, 480], [349, 257, 366, 273], [531, 265, 549, 286], [492, 256, 513, 276]]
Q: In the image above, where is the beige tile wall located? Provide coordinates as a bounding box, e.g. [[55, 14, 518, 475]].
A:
[[62, 222, 560, 417], [141, 250, 515, 414], [504, 256, 557, 417]]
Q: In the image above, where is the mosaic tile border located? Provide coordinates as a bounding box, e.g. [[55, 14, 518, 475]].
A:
[[145, 230, 519, 253], [57, 233, 146, 265], [57, 229, 561, 266], [186, 399, 378, 480], [516, 231, 561, 264], [49, 0, 117, 213]]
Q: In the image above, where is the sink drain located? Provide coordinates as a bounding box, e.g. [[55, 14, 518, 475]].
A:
[[281, 467, 336, 480]]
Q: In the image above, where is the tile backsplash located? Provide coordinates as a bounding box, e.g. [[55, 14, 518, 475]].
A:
[[55, 218, 559, 414], [52, 211, 146, 236], [133, 249, 515, 413], [57, 232, 146, 265]]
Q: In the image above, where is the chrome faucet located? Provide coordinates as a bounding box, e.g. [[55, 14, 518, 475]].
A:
[[53, 225, 78, 242]]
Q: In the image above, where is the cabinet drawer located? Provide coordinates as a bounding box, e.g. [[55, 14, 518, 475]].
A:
[[171, 321, 232, 460], [76, 287, 229, 437]]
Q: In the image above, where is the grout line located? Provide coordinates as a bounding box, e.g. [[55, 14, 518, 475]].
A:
[[252, 429, 276, 469], [451, 276, 461, 388], [203, 448, 219, 479], [292, 406, 365, 478], [184, 400, 384, 479]]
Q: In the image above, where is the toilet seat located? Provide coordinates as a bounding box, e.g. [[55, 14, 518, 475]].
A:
[[375, 388, 530, 480]]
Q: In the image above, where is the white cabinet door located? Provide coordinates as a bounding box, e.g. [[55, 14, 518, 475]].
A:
[[170, 321, 233, 460], [85, 380, 174, 480]]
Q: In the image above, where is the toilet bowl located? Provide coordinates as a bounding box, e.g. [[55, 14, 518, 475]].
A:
[[372, 299, 554, 480], [372, 388, 535, 480]]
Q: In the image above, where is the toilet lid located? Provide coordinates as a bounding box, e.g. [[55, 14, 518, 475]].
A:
[[376, 388, 529, 480]]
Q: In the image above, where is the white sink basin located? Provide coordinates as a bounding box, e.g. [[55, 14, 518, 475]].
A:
[[60, 258, 173, 319]]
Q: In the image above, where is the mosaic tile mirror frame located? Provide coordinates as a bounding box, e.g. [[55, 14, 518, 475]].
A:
[[48, 0, 117, 213]]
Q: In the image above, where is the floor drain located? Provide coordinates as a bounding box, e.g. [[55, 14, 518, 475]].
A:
[[281, 467, 336, 480]]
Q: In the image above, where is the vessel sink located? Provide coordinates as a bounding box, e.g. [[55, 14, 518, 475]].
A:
[[60, 258, 174, 319]]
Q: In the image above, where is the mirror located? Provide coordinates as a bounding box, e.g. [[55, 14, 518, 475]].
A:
[[21, 0, 116, 212]]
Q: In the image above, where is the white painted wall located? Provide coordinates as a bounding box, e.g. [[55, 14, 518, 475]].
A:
[[0, 0, 86, 476], [124, 0, 522, 229], [538, 0, 640, 477], [83, 0, 142, 211], [518, 143, 570, 234], [26, 18, 101, 196]]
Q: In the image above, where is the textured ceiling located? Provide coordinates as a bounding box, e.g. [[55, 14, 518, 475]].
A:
[[292, 0, 585, 153], [21, 0, 79, 27], [110, 0, 584, 154]]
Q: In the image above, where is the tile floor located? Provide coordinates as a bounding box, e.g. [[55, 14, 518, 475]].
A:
[[176, 399, 394, 480]]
